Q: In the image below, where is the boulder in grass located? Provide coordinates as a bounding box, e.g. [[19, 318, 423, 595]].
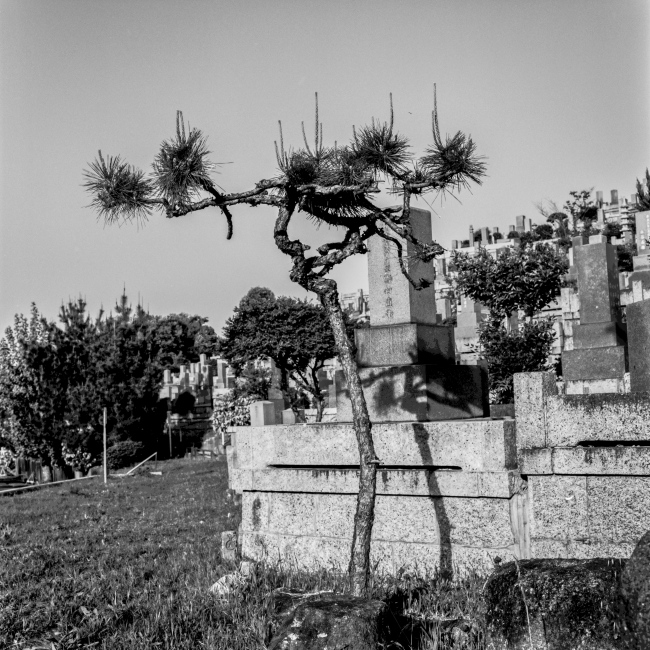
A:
[[485, 558, 626, 650], [268, 593, 387, 650], [621, 530, 650, 648]]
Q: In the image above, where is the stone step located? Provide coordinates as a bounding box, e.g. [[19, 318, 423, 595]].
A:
[[230, 420, 517, 473]]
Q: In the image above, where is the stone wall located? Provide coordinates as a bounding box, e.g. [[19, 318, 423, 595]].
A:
[[515, 372, 650, 559], [228, 419, 525, 574]]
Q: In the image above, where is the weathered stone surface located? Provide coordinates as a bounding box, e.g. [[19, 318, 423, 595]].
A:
[[485, 558, 626, 650], [545, 393, 650, 447], [587, 477, 650, 546], [490, 403, 515, 418], [528, 476, 588, 544], [562, 346, 627, 381], [621, 530, 650, 648], [367, 207, 436, 327], [336, 363, 489, 422], [230, 421, 517, 473], [572, 321, 627, 350], [574, 241, 621, 324], [268, 593, 387, 650], [627, 299, 650, 393], [518, 448, 553, 474], [513, 372, 557, 449], [245, 492, 515, 547], [238, 467, 518, 497], [553, 446, 650, 475], [354, 322, 455, 367]]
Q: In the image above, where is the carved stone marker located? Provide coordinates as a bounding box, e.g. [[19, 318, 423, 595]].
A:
[[337, 207, 488, 421], [562, 236, 628, 394]]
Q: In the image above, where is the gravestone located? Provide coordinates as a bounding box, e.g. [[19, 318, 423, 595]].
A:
[[561, 236, 628, 394], [337, 207, 488, 421], [249, 401, 277, 426], [626, 298, 650, 392]]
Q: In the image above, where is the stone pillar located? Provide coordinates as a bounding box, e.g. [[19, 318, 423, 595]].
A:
[[561, 235, 627, 394]]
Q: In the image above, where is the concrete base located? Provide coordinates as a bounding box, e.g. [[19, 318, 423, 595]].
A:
[[565, 378, 625, 395], [335, 364, 489, 422], [572, 321, 626, 349], [561, 345, 627, 381]]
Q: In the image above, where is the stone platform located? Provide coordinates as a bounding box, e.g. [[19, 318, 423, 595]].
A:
[[228, 419, 525, 574], [515, 372, 650, 559]]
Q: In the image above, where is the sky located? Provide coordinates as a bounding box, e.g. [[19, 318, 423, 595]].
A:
[[1, 0, 649, 335]]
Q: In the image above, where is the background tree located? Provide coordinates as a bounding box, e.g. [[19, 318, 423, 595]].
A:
[[635, 168, 650, 210], [84, 92, 485, 596], [0, 305, 66, 479], [453, 243, 568, 403], [221, 287, 351, 421]]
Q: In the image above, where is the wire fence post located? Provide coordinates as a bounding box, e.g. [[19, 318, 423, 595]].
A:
[[103, 407, 107, 484]]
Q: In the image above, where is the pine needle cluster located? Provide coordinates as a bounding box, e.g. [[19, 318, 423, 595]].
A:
[[152, 111, 217, 207], [83, 151, 154, 226]]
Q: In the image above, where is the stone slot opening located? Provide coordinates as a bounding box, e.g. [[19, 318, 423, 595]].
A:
[[577, 440, 650, 447], [269, 464, 463, 470]]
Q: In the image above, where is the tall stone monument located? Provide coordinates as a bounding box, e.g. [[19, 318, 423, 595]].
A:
[[561, 235, 628, 394], [336, 207, 489, 421]]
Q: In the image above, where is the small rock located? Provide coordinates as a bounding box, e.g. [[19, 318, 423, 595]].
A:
[[621, 530, 650, 648], [209, 572, 245, 599], [268, 593, 387, 650]]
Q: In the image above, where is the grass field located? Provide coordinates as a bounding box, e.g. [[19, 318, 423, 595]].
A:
[[0, 458, 488, 650]]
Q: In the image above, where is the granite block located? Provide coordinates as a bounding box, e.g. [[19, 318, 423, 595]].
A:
[[336, 364, 488, 422], [518, 448, 553, 475], [254, 420, 516, 472], [552, 446, 650, 475], [372, 495, 514, 547], [513, 372, 557, 449], [561, 345, 627, 380], [545, 393, 650, 446], [571, 321, 627, 349], [355, 323, 455, 367], [587, 476, 650, 545], [626, 299, 650, 392], [528, 475, 588, 543]]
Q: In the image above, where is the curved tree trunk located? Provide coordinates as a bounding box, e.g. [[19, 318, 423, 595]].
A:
[[318, 282, 377, 597]]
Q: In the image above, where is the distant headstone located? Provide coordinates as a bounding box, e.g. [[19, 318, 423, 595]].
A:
[[249, 401, 276, 427], [626, 299, 650, 392], [562, 238, 627, 393]]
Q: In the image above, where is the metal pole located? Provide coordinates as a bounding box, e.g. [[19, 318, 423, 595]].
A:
[[167, 413, 172, 458], [103, 407, 107, 484]]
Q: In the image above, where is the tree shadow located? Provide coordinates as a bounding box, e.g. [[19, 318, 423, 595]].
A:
[[413, 422, 453, 579]]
